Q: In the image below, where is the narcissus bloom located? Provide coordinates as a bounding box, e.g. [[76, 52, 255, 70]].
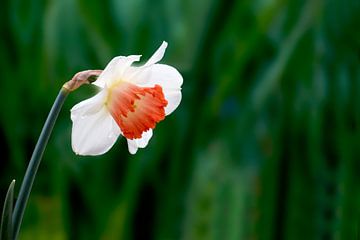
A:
[[71, 41, 182, 155]]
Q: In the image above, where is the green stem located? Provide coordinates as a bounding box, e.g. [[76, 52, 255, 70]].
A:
[[12, 87, 69, 240]]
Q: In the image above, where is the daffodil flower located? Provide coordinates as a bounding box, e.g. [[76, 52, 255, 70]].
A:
[[70, 41, 183, 155]]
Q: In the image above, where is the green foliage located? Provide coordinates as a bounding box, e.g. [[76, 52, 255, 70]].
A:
[[0, 0, 359, 239], [1, 180, 15, 240]]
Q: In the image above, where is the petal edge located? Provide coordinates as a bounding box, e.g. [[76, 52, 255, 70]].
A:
[[144, 41, 168, 67]]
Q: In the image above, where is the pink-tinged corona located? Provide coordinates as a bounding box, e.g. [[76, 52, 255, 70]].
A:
[[70, 42, 182, 155], [106, 82, 168, 139]]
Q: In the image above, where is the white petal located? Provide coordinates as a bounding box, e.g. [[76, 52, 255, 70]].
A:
[[163, 89, 182, 115], [129, 64, 183, 115], [70, 89, 105, 119], [144, 41, 168, 67], [126, 129, 153, 154], [71, 90, 121, 156], [94, 55, 141, 88]]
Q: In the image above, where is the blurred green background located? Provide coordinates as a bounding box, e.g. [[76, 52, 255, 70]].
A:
[[1, 0, 360, 239]]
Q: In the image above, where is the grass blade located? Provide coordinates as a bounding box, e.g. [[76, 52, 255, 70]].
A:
[[0, 180, 16, 240]]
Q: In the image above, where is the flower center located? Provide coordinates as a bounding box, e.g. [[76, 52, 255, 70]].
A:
[[105, 81, 168, 139]]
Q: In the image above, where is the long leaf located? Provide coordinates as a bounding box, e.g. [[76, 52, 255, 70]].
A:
[[0, 180, 15, 240]]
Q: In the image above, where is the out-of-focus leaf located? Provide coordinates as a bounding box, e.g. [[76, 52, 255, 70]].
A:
[[18, 196, 66, 240]]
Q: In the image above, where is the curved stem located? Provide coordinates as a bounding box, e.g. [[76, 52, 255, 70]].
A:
[[12, 88, 69, 240]]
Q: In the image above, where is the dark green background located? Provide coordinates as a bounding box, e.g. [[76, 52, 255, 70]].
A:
[[1, 0, 360, 239]]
